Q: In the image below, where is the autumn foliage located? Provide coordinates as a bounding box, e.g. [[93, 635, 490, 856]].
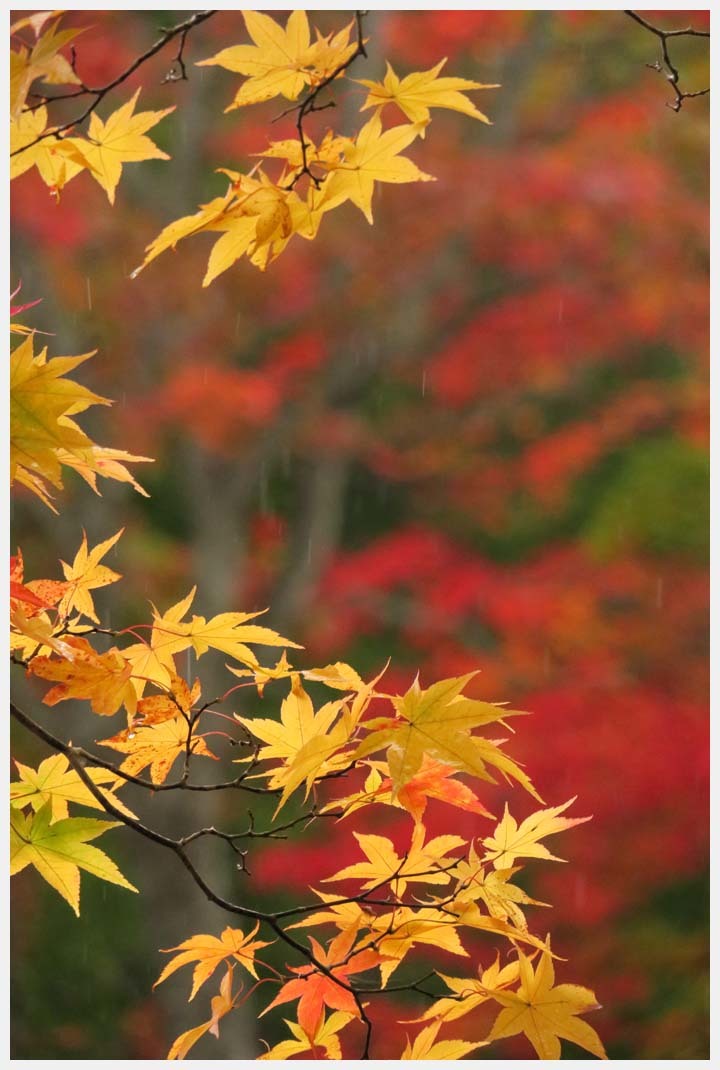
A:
[[10, 6, 708, 1063]]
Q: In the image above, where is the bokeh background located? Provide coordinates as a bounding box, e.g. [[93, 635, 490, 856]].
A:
[[10, 8, 709, 1060]]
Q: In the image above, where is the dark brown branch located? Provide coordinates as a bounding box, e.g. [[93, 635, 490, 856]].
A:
[[625, 10, 710, 111], [178, 806, 326, 850], [12, 10, 216, 156]]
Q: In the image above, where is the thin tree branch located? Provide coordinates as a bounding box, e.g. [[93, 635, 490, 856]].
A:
[[625, 10, 710, 111], [161, 23, 193, 84]]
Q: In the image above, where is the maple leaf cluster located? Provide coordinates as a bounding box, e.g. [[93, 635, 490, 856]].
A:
[[8, 8, 621, 1063], [11, 529, 605, 1059], [10, 10, 497, 283]]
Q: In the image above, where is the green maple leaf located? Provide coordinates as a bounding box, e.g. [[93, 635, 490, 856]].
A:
[[10, 801, 137, 915]]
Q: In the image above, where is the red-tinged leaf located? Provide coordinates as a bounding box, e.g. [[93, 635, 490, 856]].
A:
[[393, 756, 495, 822]]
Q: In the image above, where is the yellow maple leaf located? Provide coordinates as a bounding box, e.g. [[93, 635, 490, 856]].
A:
[[132, 169, 332, 282], [269, 673, 380, 815], [401, 1020, 487, 1060], [10, 336, 150, 507], [485, 942, 607, 1059], [10, 605, 75, 660], [130, 189, 237, 280], [302, 661, 364, 691], [446, 897, 553, 955], [57, 528, 123, 623], [199, 172, 298, 285], [354, 671, 541, 802], [123, 587, 198, 694], [66, 89, 174, 204], [10, 106, 91, 195], [254, 131, 353, 178], [124, 586, 301, 694], [319, 763, 386, 819], [10, 802, 137, 915], [236, 675, 349, 811], [317, 112, 434, 224], [188, 606, 302, 665], [10, 17, 83, 116], [409, 955, 523, 1025], [322, 823, 465, 898], [10, 11, 65, 37], [357, 59, 498, 132], [55, 444, 151, 497], [202, 215, 259, 286], [11, 337, 108, 492], [451, 842, 548, 932], [363, 906, 469, 986], [97, 715, 217, 786], [258, 1010, 354, 1061], [306, 18, 358, 81], [28, 635, 138, 718], [197, 10, 315, 110], [155, 922, 272, 1000], [482, 797, 591, 870], [286, 889, 372, 935], [226, 650, 294, 695], [10, 753, 137, 822], [167, 965, 236, 1060]]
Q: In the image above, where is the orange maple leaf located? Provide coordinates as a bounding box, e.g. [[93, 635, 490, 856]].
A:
[[261, 924, 382, 1041], [155, 922, 272, 1000], [97, 715, 217, 785], [10, 549, 69, 621], [392, 756, 495, 823], [28, 635, 138, 717], [134, 674, 201, 728]]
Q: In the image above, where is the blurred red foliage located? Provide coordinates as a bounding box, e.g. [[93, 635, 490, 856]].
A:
[[11, 7, 707, 1059]]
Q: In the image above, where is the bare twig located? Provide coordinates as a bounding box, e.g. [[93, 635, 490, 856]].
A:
[[161, 23, 193, 83], [625, 10, 709, 111]]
